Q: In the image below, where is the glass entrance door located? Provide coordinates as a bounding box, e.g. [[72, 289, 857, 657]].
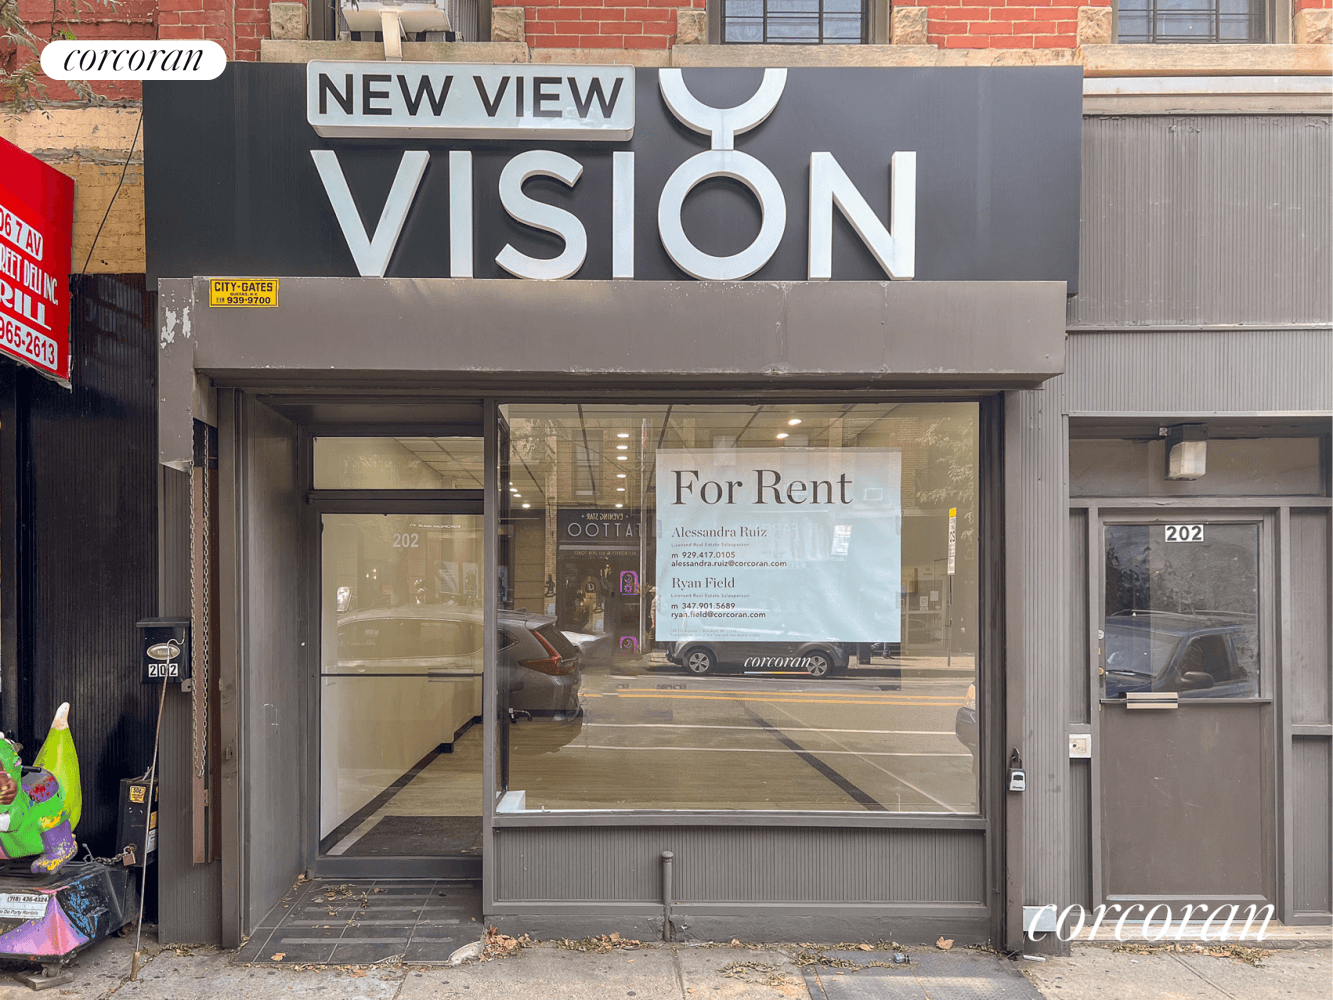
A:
[[318, 512, 485, 863]]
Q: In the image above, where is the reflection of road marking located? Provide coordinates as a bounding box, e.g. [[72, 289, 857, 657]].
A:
[[609, 688, 960, 699], [607, 693, 959, 707], [585, 723, 955, 736], [573, 745, 969, 757], [766, 701, 965, 813]]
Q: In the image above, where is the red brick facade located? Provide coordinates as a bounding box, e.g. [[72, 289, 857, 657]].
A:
[[911, 0, 1106, 51], [500, 0, 706, 50]]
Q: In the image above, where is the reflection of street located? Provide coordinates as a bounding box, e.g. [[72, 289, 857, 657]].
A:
[[508, 655, 977, 814]]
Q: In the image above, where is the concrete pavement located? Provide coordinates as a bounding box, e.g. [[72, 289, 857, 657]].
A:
[[0, 930, 1327, 999]]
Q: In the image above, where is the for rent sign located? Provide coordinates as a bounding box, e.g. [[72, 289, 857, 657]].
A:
[[0, 138, 73, 386]]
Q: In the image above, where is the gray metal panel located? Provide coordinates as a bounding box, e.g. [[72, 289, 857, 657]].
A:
[[1060, 329, 1333, 414], [239, 396, 309, 934], [1069, 761, 1092, 911], [156, 466, 223, 944], [1290, 510, 1332, 726], [1069, 510, 1088, 724], [1004, 386, 1071, 923], [1291, 737, 1332, 915], [178, 278, 1068, 383], [492, 826, 985, 903], [1071, 115, 1332, 327]]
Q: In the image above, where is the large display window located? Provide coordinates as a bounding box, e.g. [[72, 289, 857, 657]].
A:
[[495, 402, 982, 813]]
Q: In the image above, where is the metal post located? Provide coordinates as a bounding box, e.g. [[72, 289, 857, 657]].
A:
[[660, 850, 674, 942]]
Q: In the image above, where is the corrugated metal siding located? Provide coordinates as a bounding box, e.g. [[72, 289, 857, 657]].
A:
[[1069, 761, 1091, 911], [1059, 329, 1332, 414], [1069, 510, 1088, 725], [1292, 738, 1332, 914], [1072, 116, 1332, 328], [1004, 387, 1071, 910], [17, 275, 161, 856], [157, 466, 222, 944], [494, 827, 985, 903]]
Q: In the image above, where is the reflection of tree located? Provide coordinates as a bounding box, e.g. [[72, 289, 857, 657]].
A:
[[913, 415, 977, 553], [1105, 526, 1257, 617]]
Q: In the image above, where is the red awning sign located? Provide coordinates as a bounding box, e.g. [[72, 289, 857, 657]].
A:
[[0, 137, 74, 386]]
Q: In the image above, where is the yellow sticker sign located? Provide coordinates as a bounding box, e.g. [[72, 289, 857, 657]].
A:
[[209, 279, 278, 307]]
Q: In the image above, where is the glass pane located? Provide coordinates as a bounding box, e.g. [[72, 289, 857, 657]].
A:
[[1102, 521, 1260, 699], [496, 403, 980, 814], [320, 512, 484, 857], [314, 436, 484, 489]]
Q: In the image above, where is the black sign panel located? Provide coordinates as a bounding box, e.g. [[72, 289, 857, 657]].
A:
[[144, 65, 1081, 287]]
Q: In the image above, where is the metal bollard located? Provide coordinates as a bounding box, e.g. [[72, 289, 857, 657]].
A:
[[661, 851, 674, 942]]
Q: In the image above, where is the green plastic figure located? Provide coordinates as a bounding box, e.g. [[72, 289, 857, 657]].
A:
[[0, 703, 82, 875]]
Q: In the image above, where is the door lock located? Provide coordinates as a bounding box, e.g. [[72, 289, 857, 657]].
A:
[[1007, 749, 1026, 793]]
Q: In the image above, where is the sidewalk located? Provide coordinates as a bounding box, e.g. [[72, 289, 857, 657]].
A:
[[0, 928, 1327, 1000]]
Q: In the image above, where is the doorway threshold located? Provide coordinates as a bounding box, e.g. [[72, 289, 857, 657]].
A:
[[234, 877, 482, 966]]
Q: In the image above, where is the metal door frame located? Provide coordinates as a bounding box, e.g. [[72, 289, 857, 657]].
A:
[[306, 448, 487, 880]]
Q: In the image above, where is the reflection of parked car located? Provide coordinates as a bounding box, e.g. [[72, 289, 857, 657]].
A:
[[1102, 611, 1257, 699], [336, 606, 582, 724], [665, 639, 849, 678]]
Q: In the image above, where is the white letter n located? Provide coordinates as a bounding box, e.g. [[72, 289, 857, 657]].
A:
[[808, 150, 915, 281]]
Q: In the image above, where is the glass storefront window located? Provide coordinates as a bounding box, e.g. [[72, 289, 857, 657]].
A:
[[314, 437, 484, 490], [320, 512, 485, 858], [1102, 521, 1260, 699], [496, 403, 981, 814]]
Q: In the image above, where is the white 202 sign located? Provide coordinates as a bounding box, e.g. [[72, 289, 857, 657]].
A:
[[311, 69, 915, 283], [1164, 524, 1204, 542]]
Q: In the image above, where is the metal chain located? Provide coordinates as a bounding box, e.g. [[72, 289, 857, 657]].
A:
[[189, 447, 203, 779], [199, 435, 211, 780]]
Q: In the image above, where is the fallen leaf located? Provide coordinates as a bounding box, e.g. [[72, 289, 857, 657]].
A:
[[270, 952, 286, 961], [857, 944, 872, 951], [351, 969, 367, 978], [936, 938, 954, 951]]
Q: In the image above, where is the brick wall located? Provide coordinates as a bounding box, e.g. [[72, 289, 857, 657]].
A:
[[497, 0, 706, 49], [910, 0, 1100, 50]]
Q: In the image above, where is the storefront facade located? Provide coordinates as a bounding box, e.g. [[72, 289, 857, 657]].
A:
[[143, 61, 1331, 951]]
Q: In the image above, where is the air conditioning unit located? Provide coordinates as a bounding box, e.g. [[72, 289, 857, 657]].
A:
[[338, 0, 453, 58]]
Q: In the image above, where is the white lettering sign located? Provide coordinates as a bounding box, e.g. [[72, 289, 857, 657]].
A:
[[307, 63, 635, 141]]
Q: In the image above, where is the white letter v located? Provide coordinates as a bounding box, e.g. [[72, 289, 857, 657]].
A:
[[311, 150, 429, 277]]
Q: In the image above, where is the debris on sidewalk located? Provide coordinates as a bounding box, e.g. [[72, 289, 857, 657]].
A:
[[1112, 941, 1273, 966], [720, 959, 800, 990], [554, 932, 641, 953], [483, 926, 532, 959], [446, 939, 484, 966]]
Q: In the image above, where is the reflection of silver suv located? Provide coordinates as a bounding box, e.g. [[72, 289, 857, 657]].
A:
[[335, 606, 582, 720], [664, 639, 849, 678], [1101, 610, 1257, 699]]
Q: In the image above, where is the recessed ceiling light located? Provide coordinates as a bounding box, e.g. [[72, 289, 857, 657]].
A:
[[617, 432, 630, 438], [616, 445, 628, 450], [617, 473, 627, 479], [513, 493, 521, 498], [788, 418, 802, 426], [521, 503, 530, 509], [776, 432, 789, 440], [615, 503, 623, 508], [616, 487, 625, 492], [617, 456, 627, 461]]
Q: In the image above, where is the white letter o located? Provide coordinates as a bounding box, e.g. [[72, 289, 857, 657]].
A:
[[657, 149, 786, 281]]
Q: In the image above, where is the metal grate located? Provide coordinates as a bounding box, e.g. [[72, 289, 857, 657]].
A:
[[1117, 0, 1265, 43], [723, 0, 866, 44]]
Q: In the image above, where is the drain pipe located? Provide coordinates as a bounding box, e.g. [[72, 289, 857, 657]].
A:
[[660, 851, 674, 942]]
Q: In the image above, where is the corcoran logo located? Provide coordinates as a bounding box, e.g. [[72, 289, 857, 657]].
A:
[[40, 40, 226, 81], [309, 66, 915, 283]]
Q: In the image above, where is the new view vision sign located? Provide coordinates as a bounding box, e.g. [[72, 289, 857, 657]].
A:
[[144, 64, 1082, 287]]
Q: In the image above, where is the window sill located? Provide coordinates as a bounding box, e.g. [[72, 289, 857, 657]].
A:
[[1081, 43, 1332, 77]]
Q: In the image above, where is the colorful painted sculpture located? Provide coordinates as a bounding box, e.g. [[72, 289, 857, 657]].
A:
[[0, 704, 82, 875]]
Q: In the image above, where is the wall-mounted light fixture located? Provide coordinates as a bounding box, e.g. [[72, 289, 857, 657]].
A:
[[1161, 423, 1207, 480]]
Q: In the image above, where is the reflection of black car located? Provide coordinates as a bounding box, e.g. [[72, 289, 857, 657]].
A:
[[665, 640, 849, 678], [1102, 611, 1257, 699]]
